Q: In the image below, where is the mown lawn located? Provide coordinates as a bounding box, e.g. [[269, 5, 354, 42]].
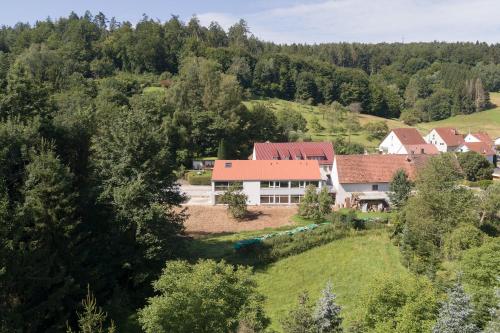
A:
[[254, 231, 410, 331]]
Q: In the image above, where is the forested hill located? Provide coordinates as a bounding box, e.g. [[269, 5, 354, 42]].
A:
[[2, 12, 500, 123]]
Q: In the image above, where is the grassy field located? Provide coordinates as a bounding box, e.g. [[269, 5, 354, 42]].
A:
[[245, 92, 500, 148], [254, 231, 409, 331], [415, 92, 500, 138], [244, 99, 400, 149]]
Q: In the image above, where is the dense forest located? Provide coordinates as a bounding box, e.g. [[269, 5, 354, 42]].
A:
[[0, 11, 499, 332]]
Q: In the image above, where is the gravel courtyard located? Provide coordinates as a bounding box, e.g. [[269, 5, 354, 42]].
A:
[[182, 205, 298, 235]]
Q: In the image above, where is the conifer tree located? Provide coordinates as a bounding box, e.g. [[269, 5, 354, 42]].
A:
[[281, 292, 317, 333], [314, 281, 343, 333], [8, 146, 80, 331], [432, 283, 479, 333]]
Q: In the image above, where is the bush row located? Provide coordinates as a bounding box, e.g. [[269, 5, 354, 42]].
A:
[[236, 214, 387, 266]]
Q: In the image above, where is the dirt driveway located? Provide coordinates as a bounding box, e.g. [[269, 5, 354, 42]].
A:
[[182, 205, 298, 236]]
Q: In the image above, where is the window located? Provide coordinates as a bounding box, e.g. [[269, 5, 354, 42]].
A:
[[277, 195, 289, 204], [224, 162, 232, 168], [305, 181, 319, 188], [214, 182, 229, 191], [372, 184, 379, 191], [215, 182, 242, 191], [278, 181, 289, 188], [291, 181, 300, 188], [260, 181, 270, 188], [290, 195, 303, 204], [260, 195, 274, 204]]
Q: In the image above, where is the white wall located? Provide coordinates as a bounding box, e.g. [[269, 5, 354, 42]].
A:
[[464, 134, 481, 143], [379, 132, 404, 154], [211, 180, 322, 205], [331, 157, 390, 206], [243, 181, 260, 205], [425, 129, 449, 152]]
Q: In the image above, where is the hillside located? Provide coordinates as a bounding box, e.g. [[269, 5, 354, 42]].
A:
[[415, 92, 500, 138], [246, 93, 500, 148], [255, 231, 409, 331], [244, 99, 403, 149]]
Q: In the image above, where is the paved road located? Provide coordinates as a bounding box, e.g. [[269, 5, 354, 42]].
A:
[[181, 185, 211, 205]]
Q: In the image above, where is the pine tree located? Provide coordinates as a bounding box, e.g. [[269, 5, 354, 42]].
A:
[[7, 146, 80, 331], [314, 281, 343, 333], [67, 286, 116, 333], [281, 292, 317, 333], [217, 138, 229, 160], [484, 286, 499, 333], [389, 169, 412, 209], [432, 283, 479, 333]]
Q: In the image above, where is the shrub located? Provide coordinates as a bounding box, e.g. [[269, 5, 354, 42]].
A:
[[186, 171, 211, 185], [443, 224, 484, 260], [238, 224, 352, 265], [138, 260, 269, 333], [457, 151, 494, 182], [220, 184, 248, 220]]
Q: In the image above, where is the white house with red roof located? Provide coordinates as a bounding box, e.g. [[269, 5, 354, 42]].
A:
[[455, 132, 496, 163], [211, 160, 322, 205], [331, 154, 429, 210], [424, 127, 464, 152], [252, 141, 335, 187], [378, 128, 427, 154]]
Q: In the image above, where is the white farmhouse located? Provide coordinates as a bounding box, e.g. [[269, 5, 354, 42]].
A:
[[378, 128, 426, 154], [424, 127, 464, 152], [331, 154, 428, 210], [455, 142, 496, 163], [211, 160, 323, 205]]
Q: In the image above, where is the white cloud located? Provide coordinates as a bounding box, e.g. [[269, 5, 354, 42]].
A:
[[196, 0, 500, 44]]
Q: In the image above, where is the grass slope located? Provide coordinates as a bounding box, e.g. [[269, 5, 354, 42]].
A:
[[244, 99, 400, 149], [415, 92, 500, 138], [245, 92, 500, 148], [255, 231, 409, 331]]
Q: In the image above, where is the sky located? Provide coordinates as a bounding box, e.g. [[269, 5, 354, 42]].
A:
[[1, 0, 499, 44]]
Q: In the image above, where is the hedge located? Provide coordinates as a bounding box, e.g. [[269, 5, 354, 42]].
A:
[[187, 172, 212, 185]]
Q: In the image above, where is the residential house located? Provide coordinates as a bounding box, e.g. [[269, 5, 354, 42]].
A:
[[395, 143, 439, 155], [211, 160, 322, 205], [378, 128, 426, 154], [458, 131, 496, 163], [252, 142, 334, 187], [424, 127, 464, 152], [331, 154, 428, 210], [455, 142, 496, 163]]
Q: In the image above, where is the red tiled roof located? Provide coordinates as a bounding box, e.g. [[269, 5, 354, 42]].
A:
[[403, 144, 439, 155], [392, 128, 426, 145], [253, 142, 334, 165], [470, 132, 493, 145], [433, 128, 464, 146], [462, 142, 496, 156], [212, 160, 321, 181], [334, 154, 429, 184]]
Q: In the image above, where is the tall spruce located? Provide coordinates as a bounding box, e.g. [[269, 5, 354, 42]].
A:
[[314, 281, 343, 333], [5, 146, 80, 332], [432, 283, 479, 333]]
